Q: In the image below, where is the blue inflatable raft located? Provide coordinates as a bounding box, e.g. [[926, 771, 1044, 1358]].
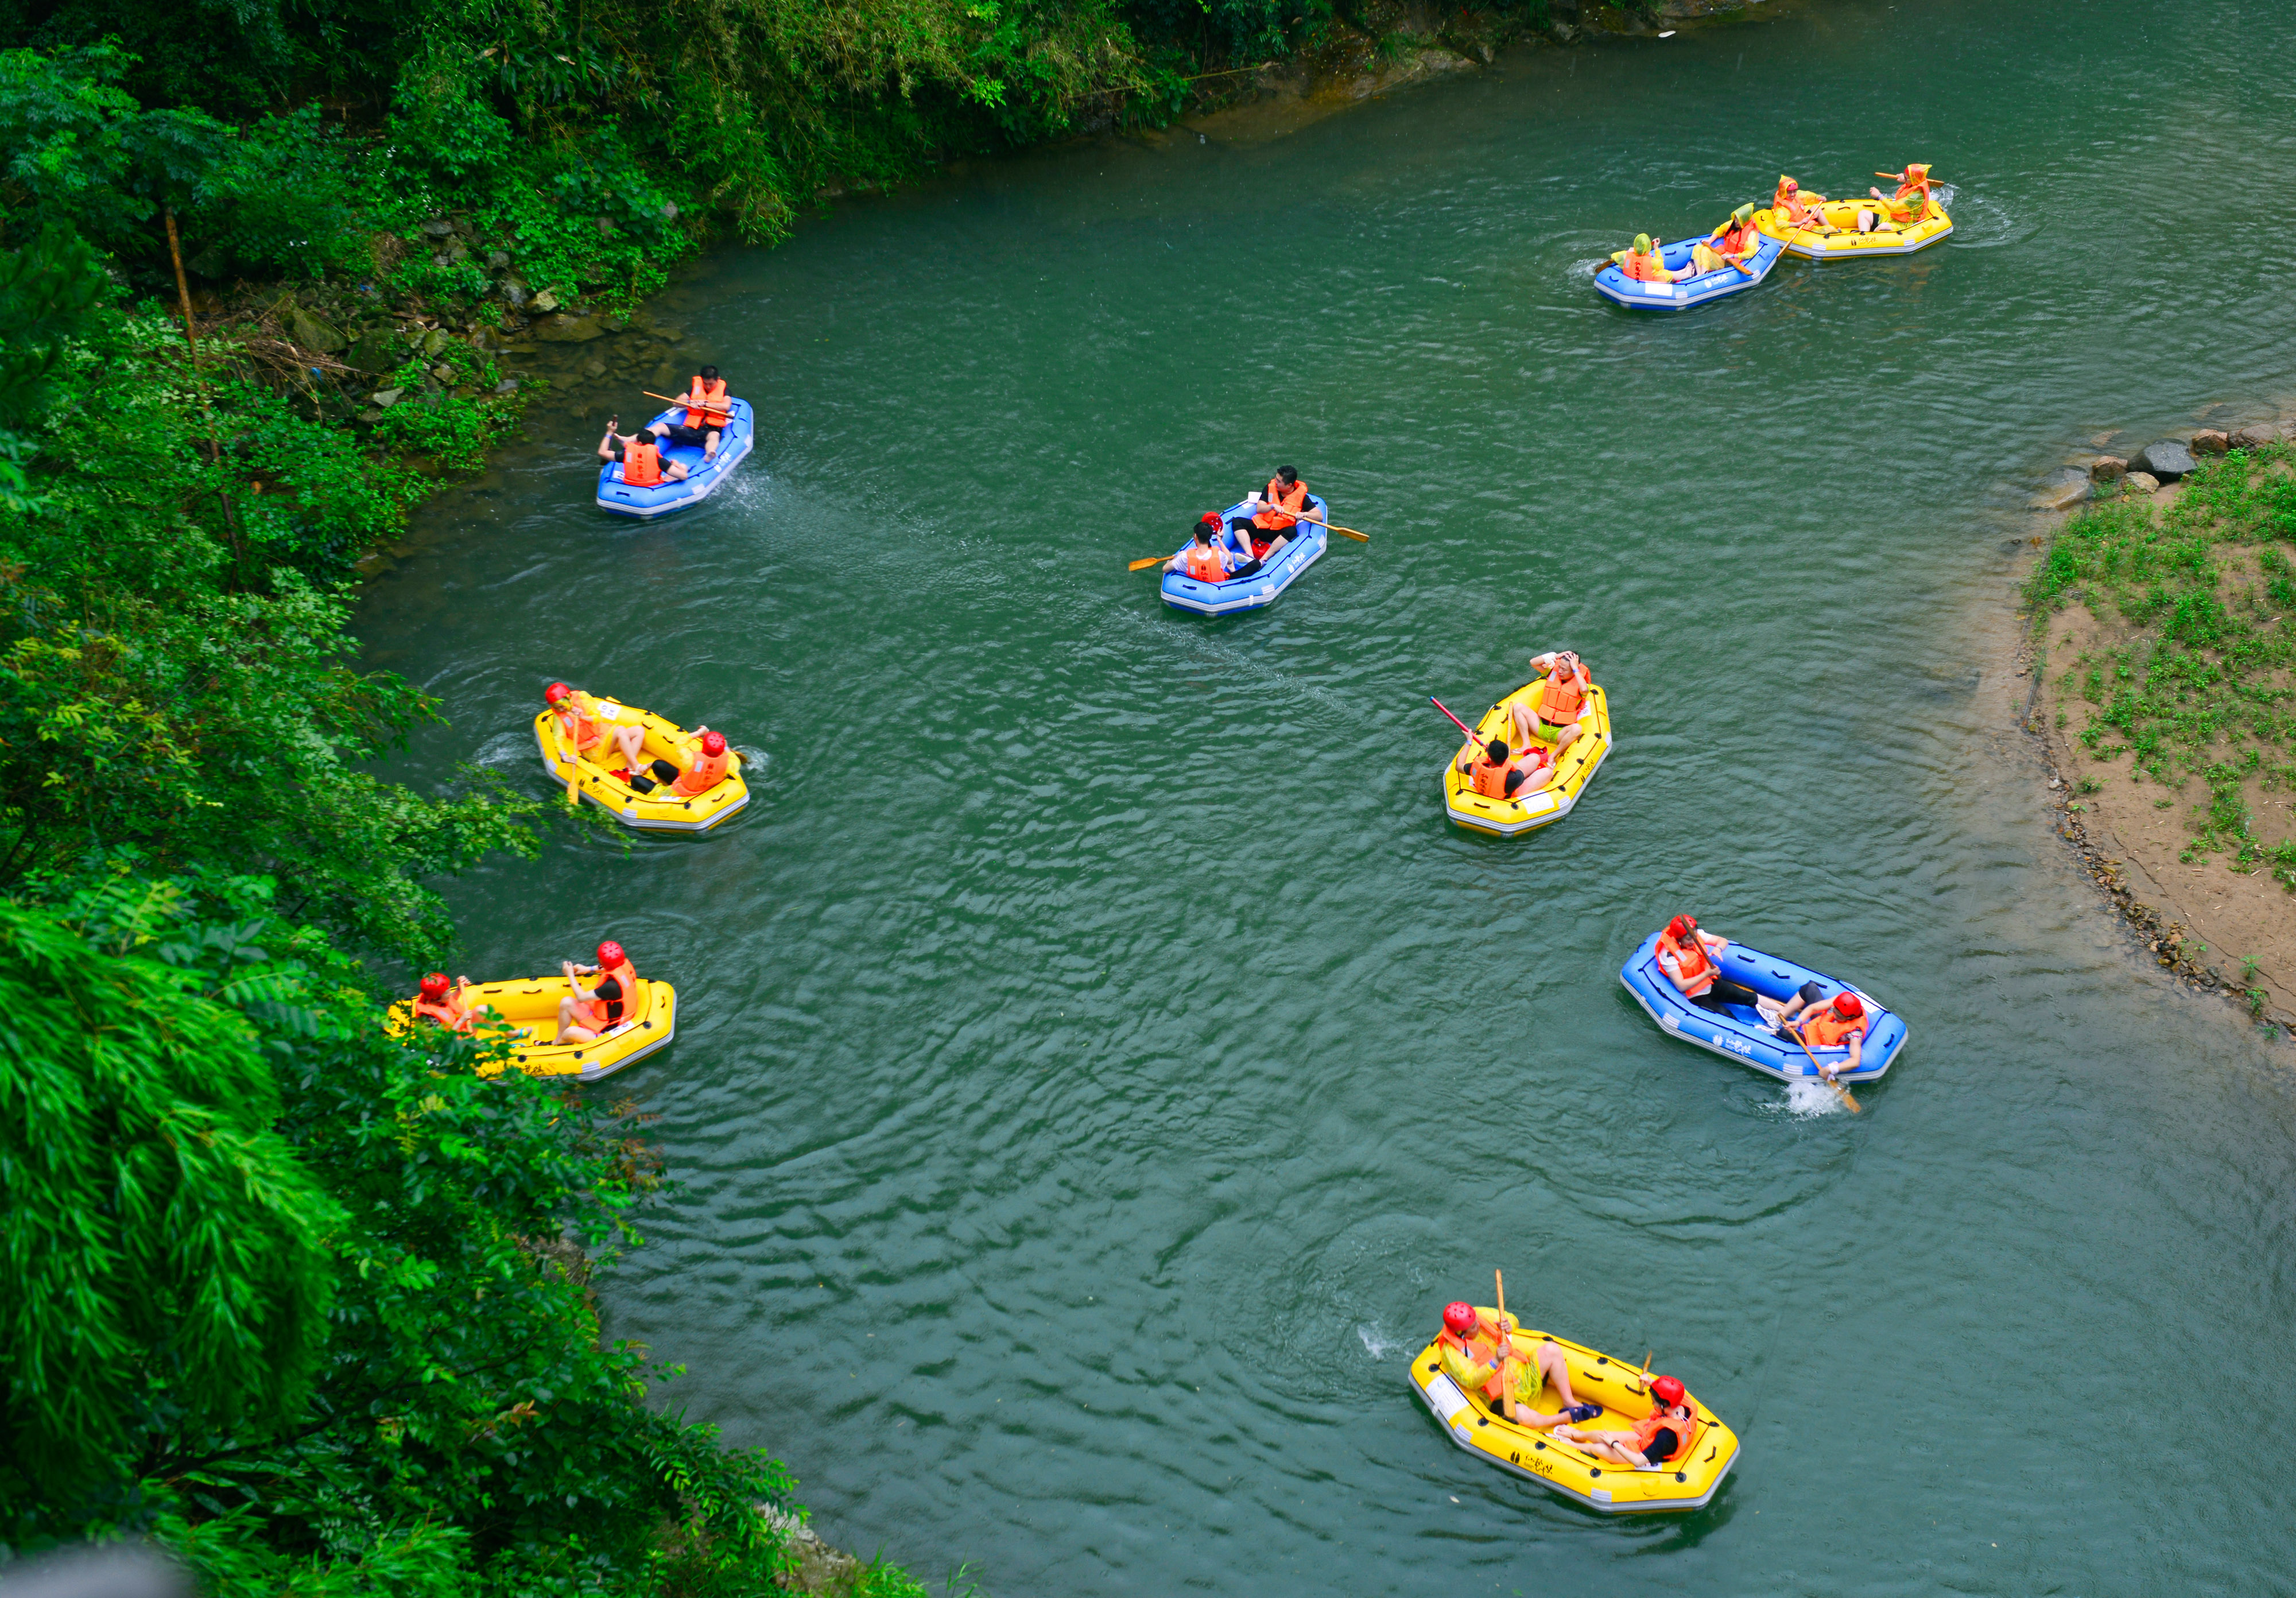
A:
[[595, 399, 755, 519], [1159, 497, 1329, 616], [1593, 235, 1787, 312], [1619, 933, 1908, 1084]]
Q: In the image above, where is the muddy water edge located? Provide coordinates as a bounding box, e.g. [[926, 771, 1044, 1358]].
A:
[[361, 0, 2296, 1591]]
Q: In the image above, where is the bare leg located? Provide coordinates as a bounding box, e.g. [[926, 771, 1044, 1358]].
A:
[[1535, 1343, 1578, 1409], [554, 996, 600, 1044], [612, 726, 647, 770], [1552, 720, 1581, 755]]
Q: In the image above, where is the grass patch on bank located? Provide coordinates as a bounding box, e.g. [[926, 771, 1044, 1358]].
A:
[[2027, 441, 2296, 871]]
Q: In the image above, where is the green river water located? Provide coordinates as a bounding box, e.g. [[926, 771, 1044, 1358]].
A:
[[358, 0, 2296, 1589]]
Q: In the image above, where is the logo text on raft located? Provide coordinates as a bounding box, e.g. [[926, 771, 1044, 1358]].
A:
[[1719, 1034, 1755, 1056]]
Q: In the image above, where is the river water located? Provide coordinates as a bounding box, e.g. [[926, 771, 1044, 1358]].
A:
[[358, 0, 2296, 1589]]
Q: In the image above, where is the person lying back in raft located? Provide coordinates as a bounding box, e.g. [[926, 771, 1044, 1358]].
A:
[[545, 681, 649, 776], [1772, 175, 1828, 230], [1655, 916, 1768, 1017], [1553, 1375, 1701, 1469], [1523, 650, 1591, 757], [410, 971, 477, 1031], [1437, 1302, 1602, 1429], [1166, 517, 1241, 584], [1454, 732, 1555, 802], [1691, 204, 1761, 275], [556, 940, 640, 1044], [1611, 234, 1688, 285], [627, 728, 733, 797], [598, 417, 692, 487], [1774, 991, 1873, 1080]]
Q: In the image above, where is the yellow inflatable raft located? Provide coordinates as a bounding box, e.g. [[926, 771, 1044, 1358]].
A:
[[1754, 194, 1952, 259], [386, 972, 677, 1081], [1441, 676, 1612, 836], [1408, 1319, 1739, 1514], [533, 700, 748, 832]]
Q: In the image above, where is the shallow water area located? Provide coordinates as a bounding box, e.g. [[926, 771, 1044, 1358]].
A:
[[360, 0, 2296, 1589]]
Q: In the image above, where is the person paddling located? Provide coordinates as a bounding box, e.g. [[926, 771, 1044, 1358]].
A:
[[598, 417, 691, 487], [556, 941, 641, 1044], [1655, 916, 1767, 1017], [1225, 467, 1312, 564], [1867, 163, 1936, 226], [1553, 1375, 1701, 1469], [410, 971, 476, 1032], [1773, 175, 1828, 230], [1775, 991, 1874, 1080], [1692, 204, 1761, 275], [631, 728, 733, 797], [1436, 1302, 1601, 1430]]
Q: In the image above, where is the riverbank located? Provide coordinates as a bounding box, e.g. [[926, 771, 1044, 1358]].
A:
[[2022, 413, 2296, 1029]]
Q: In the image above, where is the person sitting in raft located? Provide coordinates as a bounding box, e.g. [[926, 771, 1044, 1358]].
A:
[[1522, 650, 1591, 757], [1436, 1302, 1601, 1429], [631, 728, 733, 797], [1553, 1375, 1701, 1469], [410, 971, 476, 1032], [598, 417, 691, 487], [1655, 916, 1768, 1017], [1455, 732, 1554, 803], [556, 940, 641, 1044], [1772, 175, 1829, 230], [1692, 204, 1761, 275], [1225, 467, 1314, 564], [1775, 991, 1874, 1080], [638, 366, 730, 460], [545, 681, 649, 776], [1166, 517, 1240, 584], [1611, 234, 1688, 285], [1867, 163, 1936, 226]]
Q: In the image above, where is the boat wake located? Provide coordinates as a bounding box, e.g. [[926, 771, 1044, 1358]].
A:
[[1937, 189, 2034, 250], [1357, 1323, 1405, 1360], [1783, 1079, 1854, 1118]]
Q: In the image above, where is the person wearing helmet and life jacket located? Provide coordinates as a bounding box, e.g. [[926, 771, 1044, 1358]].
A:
[[1867, 163, 1935, 226], [596, 416, 692, 488], [1692, 204, 1762, 275], [556, 941, 642, 1044], [410, 971, 477, 1032], [545, 682, 649, 776], [1611, 233, 1687, 284], [1521, 650, 1591, 757], [1655, 916, 1768, 1017], [1165, 517, 1239, 584], [1775, 990, 1874, 1080], [1435, 1302, 1602, 1429], [1453, 732, 1554, 802], [630, 727, 734, 797], [1553, 1374, 1702, 1469], [1773, 175, 1829, 230]]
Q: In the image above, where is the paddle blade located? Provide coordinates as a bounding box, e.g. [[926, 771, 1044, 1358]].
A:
[[1128, 555, 1169, 572], [1836, 1083, 1863, 1113], [1335, 526, 1370, 541]]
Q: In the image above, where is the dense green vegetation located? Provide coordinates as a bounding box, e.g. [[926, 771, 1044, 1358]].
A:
[[2028, 441, 2296, 879]]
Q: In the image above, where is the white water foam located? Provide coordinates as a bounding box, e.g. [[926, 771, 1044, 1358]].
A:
[[1358, 1323, 1404, 1360], [1783, 1079, 1852, 1118]]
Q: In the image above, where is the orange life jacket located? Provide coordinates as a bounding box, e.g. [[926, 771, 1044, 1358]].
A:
[[1535, 669, 1586, 723], [1181, 544, 1227, 583], [1715, 221, 1757, 256], [1802, 1008, 1867, 1048], [1438, 1327, 1506, 1401], [1633, 1406, 1701, 1463], [1774, 183, 1823, 227], [1468, 754, 1517, 800], [576, 958, 640, 1031], [622, 439, 662, 487], [1254, 477, 1308, 531], [1660, 933, 1715, 998], [412, 990, 469, 1031], [1622, 247, 1670, 282], [556, 694, 606, 754], [672, 748, 730, 797], [682, 376, 730, 430]]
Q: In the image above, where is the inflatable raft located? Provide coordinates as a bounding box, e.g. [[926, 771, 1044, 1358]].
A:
[[1754, 196, 1952, 260], [1593, 234, 1787, 311], [595, 398, 755, 519], [1408, 1320, 1739, 1514], [387, 972, 677, 1081], [1159, 497, 1329, 616], [1619, 932, 1909, 1084], [533, 700, 750, 832], [1440, 675, 1612, 836]]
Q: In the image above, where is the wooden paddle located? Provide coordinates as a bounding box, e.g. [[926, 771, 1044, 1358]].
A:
[[552, 712, 581, 808], [1494, 1269, 1522, 1421], [1785, 1016, 1860, 1112], [1130, 552, 1180, 572]]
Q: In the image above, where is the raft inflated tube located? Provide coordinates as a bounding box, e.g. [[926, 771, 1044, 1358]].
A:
[[1752, 195, 1953, 259], [596, 398, 755, 519], [1592, 232, 1788, 311], [1439, 675, 1612, 836], [534, 700, 750, 832], [386, 973, 677, 1082], [1618, 932, 1909, 1084], [1407, 1319, 1739, 1514], [1159, 495, 1329, 616]]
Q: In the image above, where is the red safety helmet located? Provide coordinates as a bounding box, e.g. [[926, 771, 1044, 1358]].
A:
[[545, 681, 572, 704], [1199, 512, 1221, 529], [1442, 1302, 1478, 1336], [1666, 915, 1697, 942], [596, 940, 626, 968], [1832, 992, 1864, 1019], [419, 971, 450, 996], [700, 730, 727, 757], [1650, 1374, 1685, 1406]]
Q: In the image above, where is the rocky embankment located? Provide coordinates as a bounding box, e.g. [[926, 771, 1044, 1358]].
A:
[[2022, 410, 2296, 1030]]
